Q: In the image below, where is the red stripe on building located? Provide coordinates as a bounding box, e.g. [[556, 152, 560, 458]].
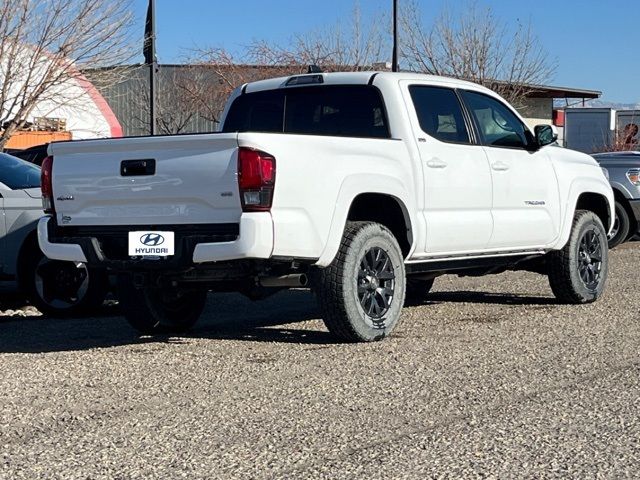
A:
[[75, 73, 123, 138]]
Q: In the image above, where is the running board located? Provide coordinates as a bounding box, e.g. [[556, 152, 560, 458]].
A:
[[405, 251, 546, 275]]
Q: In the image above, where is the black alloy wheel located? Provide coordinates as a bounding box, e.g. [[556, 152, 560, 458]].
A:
[[577, 228, 604, 291], [357, 246, 396, 321]]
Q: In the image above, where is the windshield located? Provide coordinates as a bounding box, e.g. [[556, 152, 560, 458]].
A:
[[0, 153, 41, 189]]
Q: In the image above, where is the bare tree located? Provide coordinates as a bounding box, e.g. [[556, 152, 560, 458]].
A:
[[594, 120, 640, 153], [401, 1, 556, 106], [122, 65, 220, 135], [185, 1, 390, 125], [246, 2, 389, 71], [0, 0, 135, 148]]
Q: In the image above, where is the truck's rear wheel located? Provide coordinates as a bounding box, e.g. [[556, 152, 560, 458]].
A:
[[548, 210, 608, 304], [117, 275, 207, 334], [608, 200, 630, 249], [315, 221, 406, 342]]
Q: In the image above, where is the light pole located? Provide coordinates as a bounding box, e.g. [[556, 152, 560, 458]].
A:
[[144, 0, 157, 135], [392, 0, 399, 72]]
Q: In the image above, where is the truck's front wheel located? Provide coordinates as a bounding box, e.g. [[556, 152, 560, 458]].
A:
[[117, 275, 207, 334], [548, 210, 608, 304], [315, 222, 406, 342]]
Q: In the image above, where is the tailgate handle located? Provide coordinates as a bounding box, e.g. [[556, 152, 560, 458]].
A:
[[121, 159, 156, 176]]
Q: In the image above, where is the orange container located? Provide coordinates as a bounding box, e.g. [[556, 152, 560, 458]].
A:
[[4, 131, 72, 149]]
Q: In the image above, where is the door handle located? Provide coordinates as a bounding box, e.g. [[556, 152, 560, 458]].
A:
[[491, 161, 509, 171], [426, 159, 448, 169], [121, 159, 156, 176]]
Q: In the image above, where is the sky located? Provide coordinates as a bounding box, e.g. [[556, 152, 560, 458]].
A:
[[131, 0, 640, 104]]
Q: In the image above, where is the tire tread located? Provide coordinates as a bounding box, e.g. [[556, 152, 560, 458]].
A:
[[316, 222, 368, 342], [315, 221, 405, 342], [548, 210, 606, 304]]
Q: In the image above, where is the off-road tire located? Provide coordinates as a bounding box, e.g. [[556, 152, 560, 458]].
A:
[[315, 221, 406, 342], [548, 210, 608, 304], [608, 200, 630, 249], [21, 246, 108, 318], [405, 278, 435, 306], [117, 275, 207, 334]]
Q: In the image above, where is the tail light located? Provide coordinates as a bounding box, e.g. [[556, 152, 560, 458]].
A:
[[238, 147, 276, 212], [41, 155, 55, 214]]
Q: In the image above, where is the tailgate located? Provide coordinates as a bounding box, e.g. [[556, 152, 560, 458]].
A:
[[50, 133, 241, 226]]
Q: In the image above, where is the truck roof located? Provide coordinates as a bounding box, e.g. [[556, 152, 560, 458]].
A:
[[243, 71, 495, 96]]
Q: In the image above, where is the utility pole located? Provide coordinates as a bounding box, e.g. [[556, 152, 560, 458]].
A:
[[144, 0, 157, 135], [392, 0, 399, 72]]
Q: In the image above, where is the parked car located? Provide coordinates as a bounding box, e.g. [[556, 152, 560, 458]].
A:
[[592, 151, 640, 248], [39, 72, 614, 341], [0, 153, 108, 316]]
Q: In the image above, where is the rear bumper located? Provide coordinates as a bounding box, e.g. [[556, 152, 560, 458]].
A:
[[37, 213, 274, 269], [38, 217, 88, 262]]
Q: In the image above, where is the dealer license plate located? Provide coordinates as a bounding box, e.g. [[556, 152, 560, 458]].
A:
[[128, 231, 175, 256]]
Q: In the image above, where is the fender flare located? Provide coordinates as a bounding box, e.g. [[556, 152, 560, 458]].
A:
[[553, 178, 614, 250], [316, 174, 417, 267]]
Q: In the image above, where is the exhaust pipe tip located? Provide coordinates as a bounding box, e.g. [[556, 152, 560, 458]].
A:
[[258, 273, 308, 288]]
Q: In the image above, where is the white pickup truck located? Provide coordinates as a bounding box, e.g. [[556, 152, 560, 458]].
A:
[[38, 72, 614, 342]]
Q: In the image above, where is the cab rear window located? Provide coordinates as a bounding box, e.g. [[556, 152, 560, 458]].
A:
[[222, 85, 390, 139]]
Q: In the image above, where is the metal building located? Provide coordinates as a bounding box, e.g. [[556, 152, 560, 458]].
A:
[[84, 65, 222, 136], [85, 65, 602, 138]]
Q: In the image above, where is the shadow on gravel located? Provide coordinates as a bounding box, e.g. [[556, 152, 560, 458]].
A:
[[0, 291, 31, 316], [426, 291, 557, 306], [0, 288, 558, 353], [0, 290, 331, 353], [204, 326, 333, 344]]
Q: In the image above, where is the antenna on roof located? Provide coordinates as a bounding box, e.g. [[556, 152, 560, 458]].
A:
[[307, 65, 323, 74], [392, 0, 399, 72]]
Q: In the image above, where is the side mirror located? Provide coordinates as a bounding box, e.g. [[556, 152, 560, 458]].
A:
[[534, 124, 558, 148]]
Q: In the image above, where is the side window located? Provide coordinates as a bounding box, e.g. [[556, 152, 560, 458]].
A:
[[409, 85, 470, 144], [461, 91, 531, 149]]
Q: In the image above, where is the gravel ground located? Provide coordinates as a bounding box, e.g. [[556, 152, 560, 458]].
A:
[[0, 243, 638, 479]]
